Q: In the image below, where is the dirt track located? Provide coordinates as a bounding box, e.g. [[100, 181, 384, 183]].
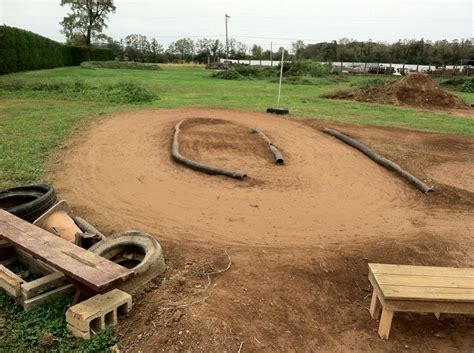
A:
[[49, 108, 474, 352]]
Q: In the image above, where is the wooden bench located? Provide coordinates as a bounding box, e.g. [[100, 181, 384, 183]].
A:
[[368, 263, 474, 339], [0, 210, 133, 303]]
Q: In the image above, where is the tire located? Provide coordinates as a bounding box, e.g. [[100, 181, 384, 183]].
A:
[[73, 216, 105, 239], [89, 231, 166, 295], [266, 107, 289, 115], [0, 184, 57, 222]]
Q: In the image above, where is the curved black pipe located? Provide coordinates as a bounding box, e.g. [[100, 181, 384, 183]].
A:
[[172, 120, 247, 180], [323, 128, 433, 193]]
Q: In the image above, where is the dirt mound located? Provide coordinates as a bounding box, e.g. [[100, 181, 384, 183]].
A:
[[330, 73, 470, 110]]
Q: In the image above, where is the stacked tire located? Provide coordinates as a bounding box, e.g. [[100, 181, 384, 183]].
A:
[[0, 184, 57, 222]]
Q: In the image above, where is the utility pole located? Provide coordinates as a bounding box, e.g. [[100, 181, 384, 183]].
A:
[[225, 13, 230, 58]]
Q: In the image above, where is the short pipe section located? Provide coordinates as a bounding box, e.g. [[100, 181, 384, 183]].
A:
[[251, 128, 285, 165]]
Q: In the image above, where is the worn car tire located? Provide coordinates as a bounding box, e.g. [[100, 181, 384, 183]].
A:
[[0, 184, 57, 222], [266, 107, 289, 115], [89, 231, 166, 294], [73, 216, 105, 239]]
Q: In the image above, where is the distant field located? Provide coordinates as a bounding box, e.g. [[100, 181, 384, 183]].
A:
[[0, 66, 473, 188]]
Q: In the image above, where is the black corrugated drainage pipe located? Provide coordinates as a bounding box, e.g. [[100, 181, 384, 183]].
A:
[[323, 128, 433, 193]]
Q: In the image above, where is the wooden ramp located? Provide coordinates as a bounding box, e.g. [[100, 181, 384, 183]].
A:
[[0, 210, 133, 302], [368, 263, 474, 339]]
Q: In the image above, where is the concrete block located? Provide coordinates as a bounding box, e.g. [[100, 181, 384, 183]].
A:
[[66, 289, 132, 339], [67, 324, 91, 340]]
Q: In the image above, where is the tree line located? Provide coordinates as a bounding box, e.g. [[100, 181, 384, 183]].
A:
[[94, 36, 473, 66], [92, 36, 287, 64], [293, 39, 473, 66], [59, 1, 473, 66]]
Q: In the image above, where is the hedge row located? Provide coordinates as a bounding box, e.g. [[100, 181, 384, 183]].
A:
[[0, 25, 114, 75]]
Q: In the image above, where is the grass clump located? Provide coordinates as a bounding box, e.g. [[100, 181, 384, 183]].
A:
[[212, 61, 331, 81], [212, 65, 278, 80], [462, 78, 474, 93], [350, 77, 390, 89], [211, 68, 245, 80], [80, 61, 162, 70], [0, 79, 157, 104], [270, 76, 344, 86], [232, 65, 277, 79], [283, 61, 330, 77], [103, 81, 156, 103], [0, 293, 117, 352]]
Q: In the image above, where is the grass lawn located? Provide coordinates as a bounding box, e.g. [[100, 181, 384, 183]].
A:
[[1, 66, 472, 189], [0, 65, 473, 351]]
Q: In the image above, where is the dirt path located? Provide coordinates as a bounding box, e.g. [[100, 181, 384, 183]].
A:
[[49, 108, 473, 351]]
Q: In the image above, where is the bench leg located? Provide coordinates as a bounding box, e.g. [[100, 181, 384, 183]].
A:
[[378, 308, 394, 340], [369, 289, 381, 319]]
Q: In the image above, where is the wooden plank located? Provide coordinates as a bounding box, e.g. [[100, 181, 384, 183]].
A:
[[383, 298, 474, 314], [21, 272, 67, 300], [15, 248, 57, 275], [0, 264, 24, 297], [369, 263, 474, 278], [380, 285, 474, 302], [0, 210, 133, 292], [375, 274, 474, 290], [0, 257, 16, 267], [20, 284, 75, 312]]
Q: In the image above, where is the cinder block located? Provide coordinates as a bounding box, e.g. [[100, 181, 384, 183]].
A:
[[66, 289, 132, 339], [67, 323, 91, 340]]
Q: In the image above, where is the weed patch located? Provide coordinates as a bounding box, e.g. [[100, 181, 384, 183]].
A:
[[0, 293, 117, 352], [462, 78, 474, 93], [283, 61, 330, 77], [211, 68, 246, 80], [81, 61, 161, 70], [350, 77, 391, 89], [0, 79, 157, 104]]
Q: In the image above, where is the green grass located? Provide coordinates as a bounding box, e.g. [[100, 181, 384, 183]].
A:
[[0, 65, 472, 351], [0, 293, 117, 352], [1, 67, 472, 189]]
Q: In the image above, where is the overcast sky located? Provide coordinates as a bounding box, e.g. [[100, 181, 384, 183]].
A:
[[1, 0, 472, 49]]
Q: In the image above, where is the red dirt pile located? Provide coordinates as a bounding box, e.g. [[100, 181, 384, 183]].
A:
[[330, 73, 470, 110]]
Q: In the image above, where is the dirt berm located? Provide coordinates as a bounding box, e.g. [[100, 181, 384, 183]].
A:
[[328, 73, 470, 110]]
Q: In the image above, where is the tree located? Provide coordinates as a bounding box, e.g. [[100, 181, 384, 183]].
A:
[[228, 38, 248, 59], [291, 40, 306, 59], [168, 38, 194, 62], [196, 38, 224, 63], [103, 36, 123, 59], [60, 0, 116, 59], [148, 38, 163, 63], [123, 34, 139, 61], [251, 45, 264, 60]]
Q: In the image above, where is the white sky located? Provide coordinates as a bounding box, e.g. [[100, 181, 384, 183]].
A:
[[0, 0, 473, 49]]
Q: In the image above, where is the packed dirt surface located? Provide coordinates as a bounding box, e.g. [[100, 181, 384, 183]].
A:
[[328, 73, 472, 111], [49, 108, 474, 352]]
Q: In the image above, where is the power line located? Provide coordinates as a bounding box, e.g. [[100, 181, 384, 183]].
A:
[[230, 15, 469, 23]]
